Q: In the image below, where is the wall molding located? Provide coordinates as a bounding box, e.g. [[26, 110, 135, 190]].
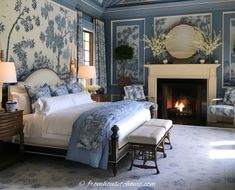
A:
[[103, 0, 235, 18]]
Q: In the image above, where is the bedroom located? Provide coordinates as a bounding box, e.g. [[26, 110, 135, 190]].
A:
[[0, 0, 235, 189]]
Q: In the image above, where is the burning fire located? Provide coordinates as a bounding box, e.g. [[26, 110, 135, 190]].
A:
[[175, 101, 185, 112]]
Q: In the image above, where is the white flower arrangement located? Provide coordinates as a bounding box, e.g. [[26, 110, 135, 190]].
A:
[[85, 84, 101, 93], [193, 27, 222, 57], [143, 31, 170, 57]]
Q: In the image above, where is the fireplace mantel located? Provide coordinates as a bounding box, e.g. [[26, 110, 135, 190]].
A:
[[144, 64, 220, 105]]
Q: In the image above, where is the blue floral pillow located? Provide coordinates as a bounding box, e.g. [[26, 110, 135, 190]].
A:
[[49, 83, 69, 96], [25, 84, 51, 108], [223, 88, 235, 105], [66, 81, 84, 94], [124, 84, 146, 101]]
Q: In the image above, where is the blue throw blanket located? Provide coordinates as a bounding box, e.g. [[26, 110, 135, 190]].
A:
[[66, 100, 146, 169]]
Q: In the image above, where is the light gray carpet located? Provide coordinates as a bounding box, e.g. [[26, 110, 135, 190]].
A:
[[0, 125, 235, 190]]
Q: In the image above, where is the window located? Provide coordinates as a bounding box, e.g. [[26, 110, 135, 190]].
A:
[[83, 30, 93, 66]]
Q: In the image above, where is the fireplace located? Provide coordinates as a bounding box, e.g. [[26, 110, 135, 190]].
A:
[[157, 79, 207, 125], [144, 64, 220, 125]]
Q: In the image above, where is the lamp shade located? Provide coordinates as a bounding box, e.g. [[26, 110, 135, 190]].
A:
[[0, 62, 17, 83], [78, 65, 96, 79]]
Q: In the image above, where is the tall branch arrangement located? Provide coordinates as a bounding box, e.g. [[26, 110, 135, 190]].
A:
[[193, 27, 222, 57], [143, 31, 170, 57]]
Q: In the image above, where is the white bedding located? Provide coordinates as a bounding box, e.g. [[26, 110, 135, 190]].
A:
[[23, 102, 150, 149]]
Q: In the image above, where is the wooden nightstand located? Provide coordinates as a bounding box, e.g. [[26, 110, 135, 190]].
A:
[[91, 94, 110, 102], [0, 110, 24, 169]]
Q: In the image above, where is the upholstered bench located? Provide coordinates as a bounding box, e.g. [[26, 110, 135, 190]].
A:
[[128, 119, 173, 174], [143, 119, 173, 149]]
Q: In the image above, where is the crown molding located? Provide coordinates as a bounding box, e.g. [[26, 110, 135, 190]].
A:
[[103, 0, 235, 18]]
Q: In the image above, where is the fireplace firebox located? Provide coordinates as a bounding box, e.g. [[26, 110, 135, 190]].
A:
[[157, 79, 207, 125]]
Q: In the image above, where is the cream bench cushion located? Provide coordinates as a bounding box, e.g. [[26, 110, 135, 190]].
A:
[[128, 126, 165, 145], [143, 119, 172, 131]]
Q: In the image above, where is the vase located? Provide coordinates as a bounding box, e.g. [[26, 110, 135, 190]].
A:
[[207, 54, 213, 63]]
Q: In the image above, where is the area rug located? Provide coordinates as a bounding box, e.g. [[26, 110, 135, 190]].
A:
[[0, 125, 235, 190]]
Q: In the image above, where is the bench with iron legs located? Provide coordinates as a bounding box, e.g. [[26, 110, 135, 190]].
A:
[[128, 119, 173, 174]]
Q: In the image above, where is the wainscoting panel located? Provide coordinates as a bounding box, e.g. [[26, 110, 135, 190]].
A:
[[111, 19, 145, 85], [223, 11, 235, 87]]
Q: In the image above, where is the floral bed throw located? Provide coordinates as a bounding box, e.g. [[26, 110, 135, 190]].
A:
[[66, 100, 146, 169]]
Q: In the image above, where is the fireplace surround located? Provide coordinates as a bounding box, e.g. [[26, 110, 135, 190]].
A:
[[144, 64, 220, 124]]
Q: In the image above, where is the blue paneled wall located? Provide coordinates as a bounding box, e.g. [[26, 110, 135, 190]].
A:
[[103, 1, 235, 97]]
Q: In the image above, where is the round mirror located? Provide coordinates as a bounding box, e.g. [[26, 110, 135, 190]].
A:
[[166, 24, 200, 59]]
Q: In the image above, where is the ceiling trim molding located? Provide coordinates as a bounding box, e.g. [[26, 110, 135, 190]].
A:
[[104, 0, 235, 15]]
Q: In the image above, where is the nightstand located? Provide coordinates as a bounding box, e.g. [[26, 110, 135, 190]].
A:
[[91, 94, 110, 102], [0, 110, 24, 169]]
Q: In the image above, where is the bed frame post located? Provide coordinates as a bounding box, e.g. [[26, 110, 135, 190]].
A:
[[150, 105, 154, 119], [111, 125, 119, 176]]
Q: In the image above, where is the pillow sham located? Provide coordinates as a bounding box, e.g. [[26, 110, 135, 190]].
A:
[[35, 94, 75, 115], [25, 84, 51, 110], [66, 81, 84, 94], [71, 91, 93, 106], [11, 92, 31, 114], [50, 83, 69, 96]]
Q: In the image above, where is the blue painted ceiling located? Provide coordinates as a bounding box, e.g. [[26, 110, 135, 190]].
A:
[[91, 0, 196, 8]]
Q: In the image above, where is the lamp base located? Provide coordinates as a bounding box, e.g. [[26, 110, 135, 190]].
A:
[[1, 83, 8, 109]]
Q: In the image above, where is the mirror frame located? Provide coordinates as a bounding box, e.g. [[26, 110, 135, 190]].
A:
[[166, 24, 198, 60]]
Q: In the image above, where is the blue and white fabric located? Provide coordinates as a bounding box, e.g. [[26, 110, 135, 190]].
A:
[[94, 19, 107, 92], [66, 81, 84, 94], [77, 10, 83, 66], [66, 100, 145, 169], [49, 83, 68, 96], [25, 84, 51, 107], [208, 104, 234, 117], [124, 84, 146, 100], [223, 88, 235, 105]]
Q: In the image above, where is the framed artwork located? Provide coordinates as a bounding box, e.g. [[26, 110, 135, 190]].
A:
[[154, 13, 212, 63], [111, 19, 145, 85], [223, 12, 235, 87]]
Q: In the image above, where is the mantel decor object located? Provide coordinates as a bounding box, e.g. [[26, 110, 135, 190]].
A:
[[143, 31, 170, 64], [193, 27, 222, 63]]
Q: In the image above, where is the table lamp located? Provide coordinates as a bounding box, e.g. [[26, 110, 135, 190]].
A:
[[78, 65, 96, 87], [0, 62, 17, 108]]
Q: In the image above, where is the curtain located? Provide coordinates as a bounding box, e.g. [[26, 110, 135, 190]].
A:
[[94, 19, 107, 92], [77, 10, 83, 67]]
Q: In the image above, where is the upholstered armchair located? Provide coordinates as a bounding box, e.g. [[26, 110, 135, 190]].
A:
[[208, 88, 235, 126], [124, 84, 158, 118]]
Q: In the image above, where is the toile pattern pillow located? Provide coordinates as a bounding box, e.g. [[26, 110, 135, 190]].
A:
[[223, 88, 235, 105], [49, 83, 69, 96], [66, 81, 84, 94], [24, 84, 51, 109], [124, 84, 146, 101]]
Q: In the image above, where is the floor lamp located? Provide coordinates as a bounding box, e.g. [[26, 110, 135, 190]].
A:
[[0, 62, 17, 109]]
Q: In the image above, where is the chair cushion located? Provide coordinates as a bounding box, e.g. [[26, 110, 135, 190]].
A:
[[128, 126, 165, 145], [143, 119, 173, 131], [223, 88, 235, 105], [208, 105, 234, 117], [124, 84, 146, 100]]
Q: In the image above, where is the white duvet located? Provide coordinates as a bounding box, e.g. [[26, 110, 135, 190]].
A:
[[23, 93, 151, 149]]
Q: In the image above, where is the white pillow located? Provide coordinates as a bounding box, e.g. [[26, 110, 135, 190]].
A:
[[37, 94, 75, 115], [11, 92, 31, 114], [71, 91, 93, 106]]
